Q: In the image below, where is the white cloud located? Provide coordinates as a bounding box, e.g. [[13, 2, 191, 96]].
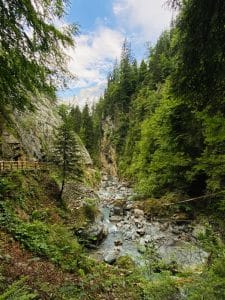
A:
[[61, 82, 106, 109], [113, 0, 173, 42], [62, 26, 124, 105]]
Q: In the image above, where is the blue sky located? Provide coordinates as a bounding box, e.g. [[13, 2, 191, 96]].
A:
[[59, 0, 175, 107]]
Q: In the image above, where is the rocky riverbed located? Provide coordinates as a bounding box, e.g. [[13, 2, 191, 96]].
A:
[[89, 175, 209, 271]]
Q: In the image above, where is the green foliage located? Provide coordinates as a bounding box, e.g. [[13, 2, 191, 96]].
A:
[[0, 173, 28, 207], [91, 0, 225, 203], [0, 177, 16, 199], [172, 0, 225, 111], [0, 277, 37, 300], [70, 105, 82, 134], [184, 250, 225, 300], [148, 30, 173, 89], [0, 0, 77, 112], [140, 273, 178, 300], [80, 104, 95, 156], [53, 105, 83, 198], [115, 255, 135, 269], [0, 200, 82, 271]]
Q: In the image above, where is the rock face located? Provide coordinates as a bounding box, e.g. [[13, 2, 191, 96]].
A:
[[0, 97, 93, 167], [63, 183, 98, 211], [1, 98, 59, 160], [100, 117, 117, 176]]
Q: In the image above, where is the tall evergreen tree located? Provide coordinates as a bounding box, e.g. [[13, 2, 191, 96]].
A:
[[54, 106, 82, 199], [70, 105, 82, 134], [119, 40, 136, 113]]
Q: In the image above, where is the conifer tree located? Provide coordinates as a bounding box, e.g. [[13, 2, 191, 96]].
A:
[[54, 106, 82, 199], [70, 105, 82, 134], [81, 104, 94, 156]]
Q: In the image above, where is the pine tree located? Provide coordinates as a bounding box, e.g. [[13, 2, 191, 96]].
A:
[[54, 106, 82, 199], [70, 105, 82, 134], [81, 104, 94, 156]]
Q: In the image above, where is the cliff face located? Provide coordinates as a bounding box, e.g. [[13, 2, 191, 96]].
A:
[[0, 97, 93, 167], [100, 116, 117, 176]]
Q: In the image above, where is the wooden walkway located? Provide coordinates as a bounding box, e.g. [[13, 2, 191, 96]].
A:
[[0, 161, 48, 173]]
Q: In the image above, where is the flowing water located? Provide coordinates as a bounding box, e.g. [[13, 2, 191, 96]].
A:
[[91, 174, 209, 269]]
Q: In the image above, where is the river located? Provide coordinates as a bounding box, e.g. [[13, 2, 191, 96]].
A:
[[90, 174, 209, 271]]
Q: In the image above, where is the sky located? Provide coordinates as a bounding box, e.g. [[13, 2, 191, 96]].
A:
[[58, 0, 175, 107]]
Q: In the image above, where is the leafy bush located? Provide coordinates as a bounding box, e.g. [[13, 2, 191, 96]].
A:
[[0, 201, 82, 271]]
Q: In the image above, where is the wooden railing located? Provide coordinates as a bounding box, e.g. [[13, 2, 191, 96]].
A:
[[0, 161, 48, 173]]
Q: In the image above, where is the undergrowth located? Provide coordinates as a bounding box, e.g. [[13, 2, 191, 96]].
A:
[[0, 171, 225, 299]]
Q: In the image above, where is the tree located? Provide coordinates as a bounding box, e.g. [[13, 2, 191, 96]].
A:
[[0, 0, 77, 112], [119, 39, 137, 113], [138, 60, 148, 87], [54, 106, 82, 199], [70, 105, 82, 134], [148, 30, 173, 89], [172, 0, 225, 110]]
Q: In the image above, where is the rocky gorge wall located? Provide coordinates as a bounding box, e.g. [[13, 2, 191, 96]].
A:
[[0, 97, 92, 167], [99, 116, 118, 176]]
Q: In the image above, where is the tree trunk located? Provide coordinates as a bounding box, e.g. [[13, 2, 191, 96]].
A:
[[59, 177, 65, 200]]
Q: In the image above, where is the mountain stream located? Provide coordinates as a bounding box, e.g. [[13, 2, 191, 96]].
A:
[[90, 174, 209, 270]]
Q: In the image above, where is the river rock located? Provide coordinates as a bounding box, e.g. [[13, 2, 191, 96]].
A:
[[110, 215, 122, 222], [134, 208, 144, 218], [125, 203, 133, 211], [137, 228, 146, 236], [85, 222, 108, 245], [114, 240, 123, 246], [159, 222, 170, 231], [112, 206, 124, 216], [104, 248, 120, 264], [91, 176, 209, 271]]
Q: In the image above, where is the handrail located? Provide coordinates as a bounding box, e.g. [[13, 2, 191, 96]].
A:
[[0, 161, 48, 172]]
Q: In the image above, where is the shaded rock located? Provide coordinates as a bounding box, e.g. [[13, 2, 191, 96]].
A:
[[114, 240, 123, 246], [104, 248, 120, 264], [112, 206, 124, 216], [137, 229, 146, 236], [80, 222, 108, 247]]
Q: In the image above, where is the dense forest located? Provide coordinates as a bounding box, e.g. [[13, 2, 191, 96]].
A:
[[1, 0, 225, 299], [89, 0, 225, 201]]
